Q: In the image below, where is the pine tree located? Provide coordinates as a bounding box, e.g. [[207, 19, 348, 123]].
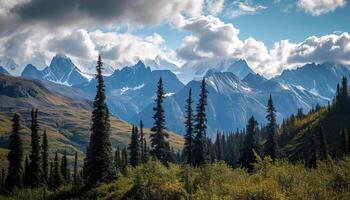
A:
[[150, 78, 171, 165], [61, 152, 68, 181], [318, 127, 330, 160], [73, 152, 78, 185], [129, 126, 140, 167], [121, 147, 128, 173], [23, 156, 30, 187], [308, 139, 317, 169], [215, 132, 224, 161], [6, 114, 24, 190], [139, 120, 145, 163], [114, 147, 121, 171], [265, 94, 277, 161], [183, 88, 194, 165], [42, 130, 48, 183], [53, 152, 63, 189], [341, 128, 349, 156], [29, 109, 42, 187], [143, 139, 150, 163], [239, 116, 259, 172], [48, 161, 53, 188], [193, 79, 209, 166], [85, 55, 116, 186]]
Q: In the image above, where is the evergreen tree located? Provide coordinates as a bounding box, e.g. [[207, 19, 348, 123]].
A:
[[85, 55, 116, 186], [48, 161, 53, 188], [308, 139, 317, 169], [193, 79, 209, 166], [318, 127, 330, 160], [150, 78, 171, 165], [139, 120, 146, 163], [6, 114, 24, 190], [143, 139, 150, 163], [53, 152, 63, 189], [73, 152, 78, 185], [341, 128, 349, 156], [183, 89, 194, 165], [239, 116, 259, 172], [129, 126, 140, 167], [121, 147, 128, 173], [265, 94, 277, 161], [23, 156, 30, 187], [60, 152, 68, 181], [215, 132, 224, 161], [114, 147, 121, 171], [29, 109, 42, 187], [42, 130, 49, 183]]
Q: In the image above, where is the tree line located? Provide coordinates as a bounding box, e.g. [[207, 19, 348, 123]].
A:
[[2, 55, 350, 194]]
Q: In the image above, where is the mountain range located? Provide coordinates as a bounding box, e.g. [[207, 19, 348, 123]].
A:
[[0, 74, 183, 157], [2, 54, 350, 137]]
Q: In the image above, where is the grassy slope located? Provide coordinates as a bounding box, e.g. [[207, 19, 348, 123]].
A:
[[0, 74, 184, 167]]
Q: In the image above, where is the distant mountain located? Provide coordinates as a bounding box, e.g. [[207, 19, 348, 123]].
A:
[[0, 66, 9, 75], [274, 62, 350, 100], [144, 55, 180, 71], [0, 74, 183, 156], [75, 61, 184, 120], [177, 58, 254, 83], [21, 54, 88, 86], [0, 57, 21, 76], [131, 71, 328, 137]]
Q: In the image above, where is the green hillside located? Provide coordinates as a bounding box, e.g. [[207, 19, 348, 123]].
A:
[[0, 74, 184, 167]]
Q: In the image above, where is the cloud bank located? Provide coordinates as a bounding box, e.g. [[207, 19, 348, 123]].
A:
[[297, 0, 346, 16]]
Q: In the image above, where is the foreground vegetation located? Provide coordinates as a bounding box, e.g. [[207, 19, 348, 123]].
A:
[[1, 157, 349, 200]]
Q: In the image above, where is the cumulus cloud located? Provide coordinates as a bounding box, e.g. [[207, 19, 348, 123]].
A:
[[0, 28, 173, 73], [225, 1, 267, 18], [176, 15, 242, 60], [176, 15, 350, 77], [297, 0, 346, 16], [206, 0, 225, 15]]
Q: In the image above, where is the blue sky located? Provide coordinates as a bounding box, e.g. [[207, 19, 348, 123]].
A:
[[135, 0, 350, 49], [0, 0, 349, 77]]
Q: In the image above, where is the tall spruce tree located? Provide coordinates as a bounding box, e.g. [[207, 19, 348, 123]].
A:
[[42, 130, 48, 183], [183, 89, 194, 165], [341, 128, 349, 156], [193, 79, 209, 166], [29, 109, 42, 187], [139, 120, 145, 163], [53, 152, 63, 189], [215, 132, 224, 161], [23, 156, 30, 187], [129, 126, 140, 167], [114, 147, 121, 171], [6, 114, 24, 190], [60, 152, 68, 181], [318, 127, 330, 160], [1, 168, 5, 189], [150, 78, 171, 165], [85, 55, 116, 186], [239, 116, 259, 172], [264, 94, 277, 161], [73, 152, 78, 185]]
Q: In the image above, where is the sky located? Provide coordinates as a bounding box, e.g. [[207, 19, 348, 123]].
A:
[[0, 0, 349, 77]]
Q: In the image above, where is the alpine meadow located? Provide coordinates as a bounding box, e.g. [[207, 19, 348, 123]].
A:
[[1, 0, 350, 200]]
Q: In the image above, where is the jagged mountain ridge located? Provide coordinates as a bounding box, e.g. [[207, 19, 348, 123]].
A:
[[130, 71, 328, 137], [22, 54, 88, 86]]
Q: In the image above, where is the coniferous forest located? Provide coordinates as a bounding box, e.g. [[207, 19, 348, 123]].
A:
[[0, 55, 350, 200]]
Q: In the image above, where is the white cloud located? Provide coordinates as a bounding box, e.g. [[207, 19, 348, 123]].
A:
[[225, 1, 267, 18], [297, 0, 346, 16], [176, 15, 242, 60], [206, 0, 225, 15], [0, 28, 175, 74], [176, 15, 350, 78]]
